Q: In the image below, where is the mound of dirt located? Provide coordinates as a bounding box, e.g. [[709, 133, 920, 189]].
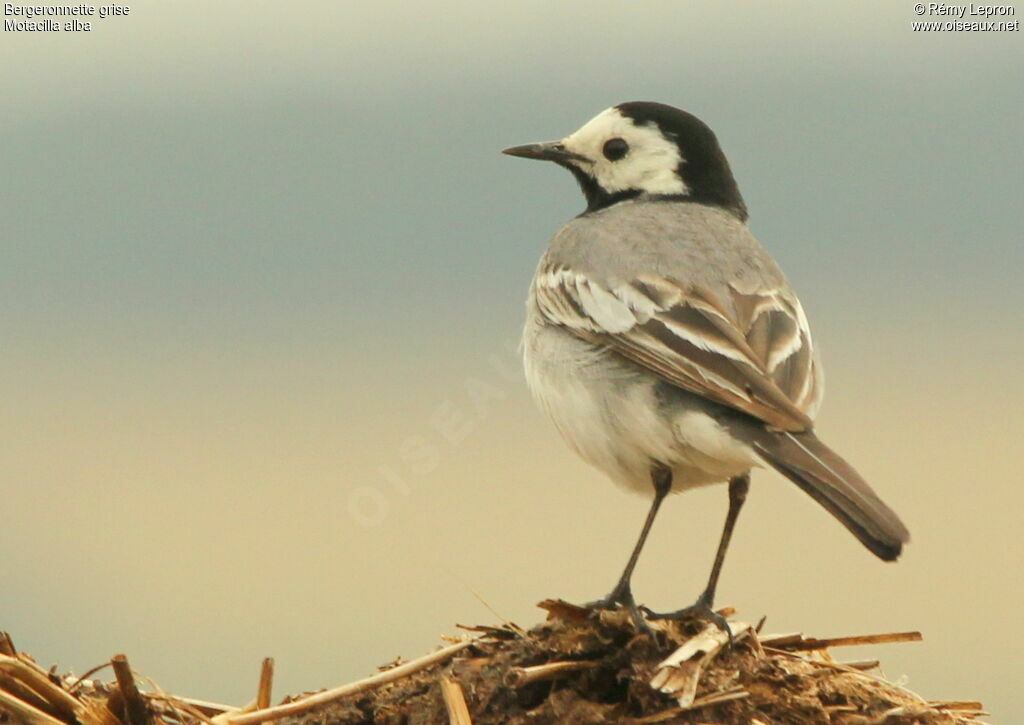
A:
[[278, 601, 983, 725]]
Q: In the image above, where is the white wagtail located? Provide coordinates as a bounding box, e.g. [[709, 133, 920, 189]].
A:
[[504, 102, 909, 630]]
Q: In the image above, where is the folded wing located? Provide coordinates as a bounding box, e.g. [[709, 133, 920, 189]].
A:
[[532, 264, 822, 431]]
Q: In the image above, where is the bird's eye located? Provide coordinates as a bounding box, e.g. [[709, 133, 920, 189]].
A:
[[602, 138, 629, 161]]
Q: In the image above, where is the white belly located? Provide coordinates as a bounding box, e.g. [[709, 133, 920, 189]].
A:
[[523, 319, 760, 494]]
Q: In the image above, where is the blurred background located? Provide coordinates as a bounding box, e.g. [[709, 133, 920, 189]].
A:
[[2, 0, 1022, 719]]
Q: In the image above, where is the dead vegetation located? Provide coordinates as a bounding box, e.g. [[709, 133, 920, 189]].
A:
[[0, 602, 988, 725]]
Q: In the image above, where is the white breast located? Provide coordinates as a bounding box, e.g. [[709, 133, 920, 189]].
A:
[[522, 315, 760, 495]]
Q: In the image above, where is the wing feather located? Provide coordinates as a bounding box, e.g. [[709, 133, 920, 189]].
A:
[[533, 264, 820, 432]]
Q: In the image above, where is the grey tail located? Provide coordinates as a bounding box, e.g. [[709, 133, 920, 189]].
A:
[[752, 430, 909, 561]]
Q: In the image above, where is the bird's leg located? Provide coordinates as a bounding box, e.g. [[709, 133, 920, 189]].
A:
[[588, 466, 672, 632], [645, 473, 750, 636]]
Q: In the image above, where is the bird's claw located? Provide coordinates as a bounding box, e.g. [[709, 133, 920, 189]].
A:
[[642, 594, 733, 644], [585, 584, 651, 634]]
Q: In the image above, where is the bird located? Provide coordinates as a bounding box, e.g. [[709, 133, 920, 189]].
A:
[[503, 101, 909, 631]]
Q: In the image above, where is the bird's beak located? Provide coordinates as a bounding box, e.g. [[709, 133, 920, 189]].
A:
[[502, 141, 590, 164]]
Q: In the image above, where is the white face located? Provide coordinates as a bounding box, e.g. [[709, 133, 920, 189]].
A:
[[560, 107, 689, 196]]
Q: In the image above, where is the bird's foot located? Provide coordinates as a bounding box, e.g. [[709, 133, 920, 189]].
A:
[[642, 591, 732, 642], [585, 583, 650, 634]]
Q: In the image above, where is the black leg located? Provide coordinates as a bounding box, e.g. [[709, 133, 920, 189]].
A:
[[588, 466, 672, 631], [700, 472, 750, 605], [646, 473, 751, 634]]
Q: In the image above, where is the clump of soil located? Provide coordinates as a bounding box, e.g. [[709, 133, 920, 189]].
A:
[[281, 601, 983, 725]]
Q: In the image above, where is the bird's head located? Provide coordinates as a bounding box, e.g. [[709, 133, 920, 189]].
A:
[[503, 101, 747, 220]]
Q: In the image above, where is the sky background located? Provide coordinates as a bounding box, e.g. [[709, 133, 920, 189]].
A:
[[2, 0, 1023, 719]]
